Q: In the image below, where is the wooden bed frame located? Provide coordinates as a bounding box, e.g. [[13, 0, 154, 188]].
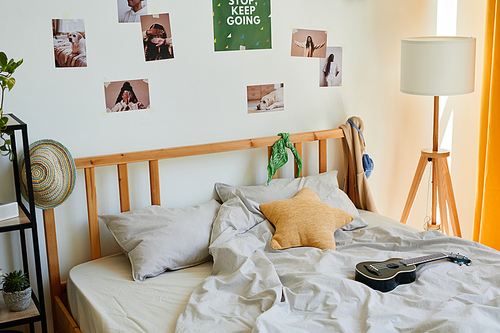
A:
[[41, 128, 353, 333]]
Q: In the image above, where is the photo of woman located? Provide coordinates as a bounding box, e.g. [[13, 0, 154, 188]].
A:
[[140, 14, 174, 62], [320, 47, 343, 87], [105, 80, 150, 113], [291, 29, 327, 58]]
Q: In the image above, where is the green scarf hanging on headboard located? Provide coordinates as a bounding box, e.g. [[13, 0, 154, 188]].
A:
[[267, 133, 303, 185]]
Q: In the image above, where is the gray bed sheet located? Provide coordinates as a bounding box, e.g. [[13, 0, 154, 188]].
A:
[[175, 197, 500, 332]]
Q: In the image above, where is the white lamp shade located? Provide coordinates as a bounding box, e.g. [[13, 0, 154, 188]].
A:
[[401, 36, 476, 96]]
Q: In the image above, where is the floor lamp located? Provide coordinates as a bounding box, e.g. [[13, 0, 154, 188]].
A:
[[400, 36, 476, 237]]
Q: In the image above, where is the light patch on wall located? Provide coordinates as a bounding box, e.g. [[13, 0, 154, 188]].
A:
[[436, 0, 458, 36]]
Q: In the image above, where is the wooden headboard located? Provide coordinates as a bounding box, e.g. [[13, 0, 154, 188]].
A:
[[41, 128, 353, 333]]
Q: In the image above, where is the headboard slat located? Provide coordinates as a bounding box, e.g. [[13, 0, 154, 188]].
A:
[[117, 164, 130, 213], [319, 140, 327, 173], [84, 167, 101, 260], [149, 160, 161, 206]]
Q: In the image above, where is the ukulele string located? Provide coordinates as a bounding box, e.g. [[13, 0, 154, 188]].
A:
[[366, 253, 447, 269]]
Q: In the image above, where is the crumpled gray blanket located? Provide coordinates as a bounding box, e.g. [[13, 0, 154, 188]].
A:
[[175, 196, 500, 332]]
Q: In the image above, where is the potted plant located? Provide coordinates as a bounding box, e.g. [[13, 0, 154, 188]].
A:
[[0, 51, 23, 161], [1, 269, 31, 312]]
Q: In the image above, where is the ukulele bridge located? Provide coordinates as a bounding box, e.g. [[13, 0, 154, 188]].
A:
[[364, 264, 382, 276]]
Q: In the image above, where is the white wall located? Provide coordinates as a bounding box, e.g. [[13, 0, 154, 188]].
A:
[[0, 0, 485, 331]]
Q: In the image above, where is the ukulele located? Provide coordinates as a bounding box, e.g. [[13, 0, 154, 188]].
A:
[[355, 252, 471, 292]]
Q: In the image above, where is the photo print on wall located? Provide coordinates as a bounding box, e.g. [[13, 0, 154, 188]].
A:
[[118, 0, 148, 23], [52, 19, 87, 68], [105, 79, 151, 113], [291, 29, 327, 58], [213, 0, 272, 52], [141, 13, 174, 61], [247, 83, 284, 114], [320, 46, 343, 87]]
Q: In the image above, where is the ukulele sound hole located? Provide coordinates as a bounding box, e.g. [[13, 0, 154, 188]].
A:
[[386, 263, 399, 269]]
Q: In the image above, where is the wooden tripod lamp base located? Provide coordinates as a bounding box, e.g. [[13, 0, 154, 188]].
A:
[[400, 148, 462, 237]]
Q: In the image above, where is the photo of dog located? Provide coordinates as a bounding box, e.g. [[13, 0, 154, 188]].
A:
[[257, 87, 284, 110], [247, 83, 285, 114], [52, 19, 87, 67], [67, 32, 86, 55]]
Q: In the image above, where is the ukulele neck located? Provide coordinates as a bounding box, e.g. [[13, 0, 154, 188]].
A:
[[400, 252, 448, 266]]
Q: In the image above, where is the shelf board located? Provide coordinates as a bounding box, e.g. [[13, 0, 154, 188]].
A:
[[0, 296, 40, 325], [0, 207, 30, 230]]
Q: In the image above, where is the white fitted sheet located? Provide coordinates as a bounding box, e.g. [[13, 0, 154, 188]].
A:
[[68, 256, 213, 333], [67, 211, 418, 333]]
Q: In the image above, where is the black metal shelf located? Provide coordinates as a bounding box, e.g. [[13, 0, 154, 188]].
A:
[[0, 114, 47, 332]]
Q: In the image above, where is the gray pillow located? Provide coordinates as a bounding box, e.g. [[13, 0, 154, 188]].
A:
[[215, 170, 367, 231], [100, 200, 221, 282]]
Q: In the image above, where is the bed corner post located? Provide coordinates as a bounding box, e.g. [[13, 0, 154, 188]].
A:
[[43, 208, 63, 330]]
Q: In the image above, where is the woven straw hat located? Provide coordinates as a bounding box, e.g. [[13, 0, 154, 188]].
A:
[[19, 139, 76, 210]]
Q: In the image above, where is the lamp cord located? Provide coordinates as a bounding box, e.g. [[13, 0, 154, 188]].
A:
[[423, 162, 432, 230], [423, 160, 441, 232]]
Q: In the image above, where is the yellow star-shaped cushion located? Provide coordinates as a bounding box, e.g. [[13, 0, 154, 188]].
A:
[[260, 187, 354, 250]]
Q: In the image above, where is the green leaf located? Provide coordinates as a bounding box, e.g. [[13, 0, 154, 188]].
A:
[[15, 58, 23, 69], [0, 76, 15, 91], [5, 77, 15, 91], [4, 62, 15, 74], [0, 52, 7, 68]]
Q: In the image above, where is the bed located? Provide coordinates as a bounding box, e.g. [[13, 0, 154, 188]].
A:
[[42, 127, 500, 333]]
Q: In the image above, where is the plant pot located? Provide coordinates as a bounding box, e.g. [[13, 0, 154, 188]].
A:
[[2, 286, 31, 312]]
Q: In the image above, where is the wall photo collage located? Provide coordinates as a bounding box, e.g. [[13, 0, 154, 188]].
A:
[[50, 0, 343, 116]]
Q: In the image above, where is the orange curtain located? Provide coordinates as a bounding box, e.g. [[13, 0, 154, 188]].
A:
[[473, 0, 500, 251]]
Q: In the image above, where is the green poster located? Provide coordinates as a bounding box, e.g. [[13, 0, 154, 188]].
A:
[[213, 0, 272, 52]]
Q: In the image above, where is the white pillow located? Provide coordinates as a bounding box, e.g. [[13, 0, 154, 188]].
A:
[[100, 200, 221, 281], [215, 170, 367, 231]]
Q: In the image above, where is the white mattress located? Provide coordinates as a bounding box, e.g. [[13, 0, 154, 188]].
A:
[[67, 211, 418, 333]]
